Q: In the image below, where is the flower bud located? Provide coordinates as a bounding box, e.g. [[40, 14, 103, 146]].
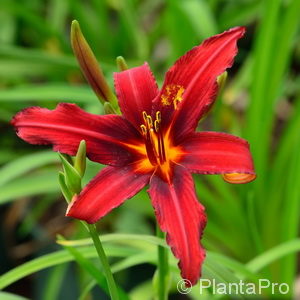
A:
[[217, 71, 228, 93], [116, 56, 129, 71], [103, 102, 117, 114], [59, 153, 82, 194], [71, 20, 118, 108], [74, 140, 86, 177], [222, 173, 256, 184]]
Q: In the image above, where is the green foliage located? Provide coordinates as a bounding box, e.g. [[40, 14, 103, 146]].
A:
[[0, 292, 29, 300]]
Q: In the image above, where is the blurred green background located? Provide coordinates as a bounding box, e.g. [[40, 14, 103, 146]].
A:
[[0, 0, 300, 299]]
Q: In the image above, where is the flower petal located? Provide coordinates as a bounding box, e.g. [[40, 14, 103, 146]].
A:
[[181, 132, 256, 183], [114, 63, 159, 129], [66, 166, 150, 223], [154, 27, 245, 142], [11, 103, 141, 166], [148, 165, 206, 285]]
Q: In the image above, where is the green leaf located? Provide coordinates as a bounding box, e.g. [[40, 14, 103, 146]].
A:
[[129, 280, 153, 300], [116, 0, 148, 60], [246, 239, 300, 273], [0, 151, 58, 187], [43, 265, 67, 300], [0, 45, 77, 68], [61, 239, 110, 296], [207, 252, 260, 283], [47, 0, 69, 32], [0, 7, 16, 44], [0, 84, 98, 103], [179, 0, 218, 38], [56, 233, 167, 249], [0, 245, 139, 289], [219, 1, 262, 29], [62, 240, 129, 300], [0, 170, 59, 205], [0, 292, 29, 300], [278, 138, 300, 287], [79, 280, 97, 300], [58, 172, 72, 202]]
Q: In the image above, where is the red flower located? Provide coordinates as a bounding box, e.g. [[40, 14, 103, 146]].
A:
[[11, 27, 255, 285]]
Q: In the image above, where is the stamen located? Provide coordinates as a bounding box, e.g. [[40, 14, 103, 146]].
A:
[[147, 116, 153, 128], [145, 130, 158, 165], [149, 128, 159, 157], [159, 132, 166, 162], [154, 120, 160, 132], [157, 134, 163, 164], [155, 111, 161, 121], [140, 110, 166, 166], [140, 124, 147, 136], [174, 99, 180, 110], [142, 111, 148, 122]]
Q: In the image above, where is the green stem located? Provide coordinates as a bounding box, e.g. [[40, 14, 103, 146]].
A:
[[87, 224, 119, 300], [156, 225, 169, 300]]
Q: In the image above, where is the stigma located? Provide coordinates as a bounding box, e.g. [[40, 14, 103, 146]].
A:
[[140, 111, 166, 166]]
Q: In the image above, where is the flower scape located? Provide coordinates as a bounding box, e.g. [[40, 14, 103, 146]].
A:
[[11, 26, 256, 285]]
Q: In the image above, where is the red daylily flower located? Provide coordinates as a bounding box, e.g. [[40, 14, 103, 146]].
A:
[[11, 27, 255, 285]]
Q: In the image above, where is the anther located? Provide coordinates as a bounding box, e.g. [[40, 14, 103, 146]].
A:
[[140, 110, 167, 166], [174, 99, 180, 110], [155, 111, 161, 121], [142, 111, 148, 122], [140, 125, 147, 136], [147, 116, 153, 128]]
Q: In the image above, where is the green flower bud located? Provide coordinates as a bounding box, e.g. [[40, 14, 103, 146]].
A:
[[116, 56, 129, 71], [103, 102, 117, 114], [59, 153, 82, 194], [74, 140, 87, 177], [217, 71, 228, 93]]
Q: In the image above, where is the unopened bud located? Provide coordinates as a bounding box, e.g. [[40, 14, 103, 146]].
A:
[[74, 140, 86, 177], [116, 56, 129, 71], [103, 102, 117, 114], [71, 20, 118, 108], [217, 71, 228, 93], [59, 153, 82, 194]]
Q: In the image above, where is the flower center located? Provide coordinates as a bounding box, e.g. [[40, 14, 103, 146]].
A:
[[140, 111, 166, 166]]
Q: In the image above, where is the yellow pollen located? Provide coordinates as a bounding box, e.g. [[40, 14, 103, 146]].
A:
[[140, 111, 164, 165], [174, 99, 181, 110], [146, 115, 153, 128], [140, 124, 147, 136], [156, 111, 161, 121], [161, 84, 185, 109], [142, 111, 148, 122]]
